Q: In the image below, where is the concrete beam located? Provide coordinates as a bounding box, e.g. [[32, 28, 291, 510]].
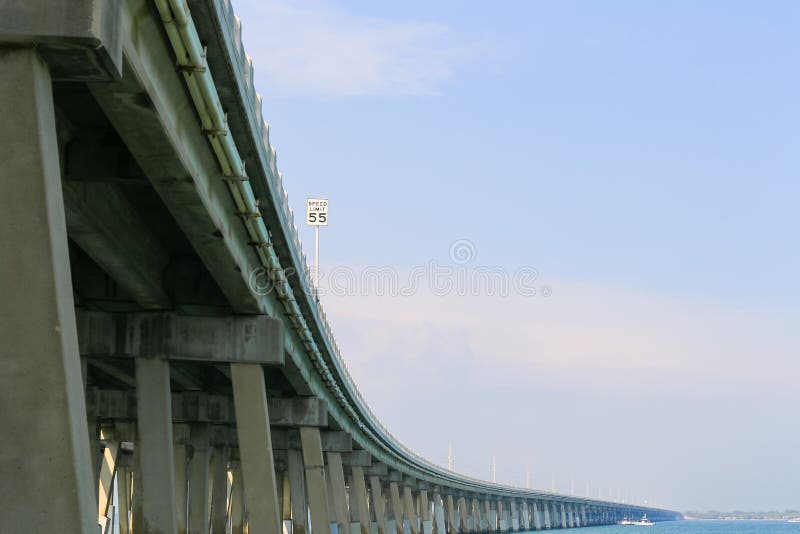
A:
[[88, 29, 263, 314], [76, 311, 284, 365], [63, 181, 171, 309], [0, 0, 122, 80], [342, 450, 372, 467], [272, 429, 351, 451], [269, 396, 329, 427], [363, 462, 389, 477], [87, 390, 326, 426]]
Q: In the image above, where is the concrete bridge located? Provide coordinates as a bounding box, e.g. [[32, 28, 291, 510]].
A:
[[0, 1, 681, 532]]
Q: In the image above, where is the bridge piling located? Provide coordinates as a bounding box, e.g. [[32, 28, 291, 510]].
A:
[[369, 475, 388, 534], [300, 426, 332, 534], [188, 424, 213, 534], [420, 489, 432, 534], [0, 46, 98, 534], [328, 452, 351, 534], [288, 449, 309, 534], [210, 446, 229, 534], [403, 484, 420, 534], [135, 358, 180, 533], [229, 461, 245, 534], [231, 363, 282, 534], [349, 466, 371, 534]]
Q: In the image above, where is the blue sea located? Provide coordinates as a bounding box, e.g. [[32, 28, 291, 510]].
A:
[[563, 521, 800, 534]]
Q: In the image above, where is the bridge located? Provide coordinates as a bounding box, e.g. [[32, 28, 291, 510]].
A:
[[0, 1, 681, 533]]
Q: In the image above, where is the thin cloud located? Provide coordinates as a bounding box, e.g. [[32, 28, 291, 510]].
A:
[[231, 0, 465, 97], [322, 278, 800, 396]]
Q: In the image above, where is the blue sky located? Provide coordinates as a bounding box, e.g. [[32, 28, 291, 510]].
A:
[[230, 0, 800, 511]]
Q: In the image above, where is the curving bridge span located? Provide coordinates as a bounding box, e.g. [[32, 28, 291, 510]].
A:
[[0, 1, 681, 533]]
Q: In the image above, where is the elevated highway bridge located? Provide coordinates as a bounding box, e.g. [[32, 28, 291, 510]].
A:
[[0, 1, 682, 532]]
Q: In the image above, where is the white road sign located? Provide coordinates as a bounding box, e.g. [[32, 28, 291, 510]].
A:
[[306, 198, 328, 226]]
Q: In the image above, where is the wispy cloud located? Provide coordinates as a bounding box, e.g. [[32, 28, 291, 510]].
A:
[[322, 277, 799, 397], [231, 0, 465, 97]]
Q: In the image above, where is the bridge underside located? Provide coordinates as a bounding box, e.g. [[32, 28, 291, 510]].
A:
[[0, 1, 681, 533]]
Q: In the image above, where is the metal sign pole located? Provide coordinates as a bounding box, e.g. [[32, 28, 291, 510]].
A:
[[306, 197, 328, 292]]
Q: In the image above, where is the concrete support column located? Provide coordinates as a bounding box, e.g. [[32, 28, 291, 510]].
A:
[[288, 450, 308, 534], [136, 358, 179, 533], [280, 470, 291, 528], [300, 427, 331, 534], [403, 486, 420, 534], [457, 497, 469, 533], [325, 467, 339, 528], [470, 498, 480, 533], [389, 482, 405, 534], [445, 495, 458, 534], [420, 490, 433, 534], [210, 448, 229, 534], [131, 452, 144, 533], [420, 490, 430, 522], [520, 501, 529, 531], [559, 504, 567, 529], [349, 466, 371, 534], [567, 505, 574, 528], [369, 476, 387, 534], [0, 47, 96, 534], [188, 425, 213, 534], [510, 500, 519, 531], [542, 504, 550, 530], [231, 364, 281, 534], [97, 427, 120, 531], [327, 452, 351, 534], [497, 501, 507, 532], [433, 494, 446, 534], [531, 502, 541, 531], [173, 427, 190, 534], [229, 461, 245, 534], [118, 465, 132, 534]]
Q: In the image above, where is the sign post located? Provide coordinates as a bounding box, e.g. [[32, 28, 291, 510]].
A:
[[306, 198, 328, 289]]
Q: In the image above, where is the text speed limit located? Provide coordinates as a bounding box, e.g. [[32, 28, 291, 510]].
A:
[[306, 198, 328, 226]]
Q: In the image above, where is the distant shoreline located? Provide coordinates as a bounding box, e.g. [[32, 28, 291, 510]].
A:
[[683, 511, 800, 521]]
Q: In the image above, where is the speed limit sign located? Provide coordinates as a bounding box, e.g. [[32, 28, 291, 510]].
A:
[[306, 198, 328, 226]]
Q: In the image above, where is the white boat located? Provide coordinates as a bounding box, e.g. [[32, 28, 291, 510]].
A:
[[619, 514, 654, 526], [788, 518, 800, 523]]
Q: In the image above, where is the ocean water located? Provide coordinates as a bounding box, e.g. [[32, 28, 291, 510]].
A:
[[554, 521, 800, 534]]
